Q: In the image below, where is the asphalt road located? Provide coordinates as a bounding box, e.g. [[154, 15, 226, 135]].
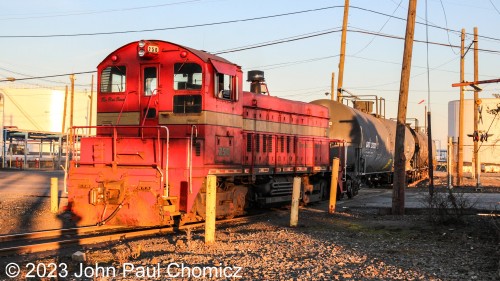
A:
[[0, 169, 65, 197], [0, 169, 498, 212], [338, 187, 500, 212]]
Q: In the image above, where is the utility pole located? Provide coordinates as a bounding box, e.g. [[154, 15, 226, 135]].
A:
[[70, 75, 75, 129], [89, 75, 94, 129], [427, 110, 434, 195], [337, 0, 349, 103], [392, 0, 417, 216], [62, 85, 68, 133], [69, 75, 75, 147], [473, 27, 481, 189], [457, 29, 465, 186], [330, 72, 335, 101]]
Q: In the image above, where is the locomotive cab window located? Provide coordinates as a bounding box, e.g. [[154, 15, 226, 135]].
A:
[[100, 66, 126, 93], [174, 63, 202, 90], [173, 95, 202, 114], [143, 67, 157, 96], [215, 73, 237, 101]]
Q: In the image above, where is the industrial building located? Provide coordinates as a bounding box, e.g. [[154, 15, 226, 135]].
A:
[[448, 98, 500, 172]]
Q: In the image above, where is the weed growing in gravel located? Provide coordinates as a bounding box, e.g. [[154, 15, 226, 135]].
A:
[[422, 188, 476, 224]]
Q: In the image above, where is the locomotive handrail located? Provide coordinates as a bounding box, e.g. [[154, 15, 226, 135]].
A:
[[189, 125, 198, 194], [116, 90, 137, 125], [140, 89, 159, 127], [65, 125, 170, 198]]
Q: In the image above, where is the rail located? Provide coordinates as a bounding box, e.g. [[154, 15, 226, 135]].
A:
[[64, 125, 170, 197], [0, 212, 265, 256]]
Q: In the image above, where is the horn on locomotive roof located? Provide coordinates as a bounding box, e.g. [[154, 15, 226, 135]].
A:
[[248, 70, 269, 95]]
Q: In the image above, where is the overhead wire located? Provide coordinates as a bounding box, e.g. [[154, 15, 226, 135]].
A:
[[1, 4, 499, 84], [0, 66, 91, 86], [489, 0, 500, 15], [0, 71, 95, 83], [214, 28, 342, 55], [0, 0, 204, 21], [246, 55, 339, 71], [0, 88, 44, 130], [1, 4, 500, 44], [3, 24, 499, 84], [438, 0, 458, 55], [0, 6, 343, 38], [351, 0, 403, 56]]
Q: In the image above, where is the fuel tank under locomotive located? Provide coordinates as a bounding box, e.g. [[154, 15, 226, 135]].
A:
[[310, 99, 415, 184]]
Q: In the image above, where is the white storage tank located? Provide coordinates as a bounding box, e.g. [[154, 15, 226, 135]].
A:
[[448, 98, 500, 172]]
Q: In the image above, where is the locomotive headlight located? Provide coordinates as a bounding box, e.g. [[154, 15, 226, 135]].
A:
[[138, 40, 146, 48], [138, 49, 145, 57]]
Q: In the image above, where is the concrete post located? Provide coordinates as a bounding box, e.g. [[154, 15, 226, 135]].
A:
[[447, 137, 453, 189], [329, 157, 340, 214], [50, 177, 58, 213], [205, 175, 216, 244], [290, 177, 301, 227]]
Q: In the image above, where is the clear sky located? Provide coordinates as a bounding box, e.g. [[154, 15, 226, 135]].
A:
[[0, 0, 499, 146]]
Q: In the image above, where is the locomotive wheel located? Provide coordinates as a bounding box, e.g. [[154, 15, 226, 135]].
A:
[[346, 179, 353, 199], [319, 179, 328, 200], [193, 184, 248, 220]]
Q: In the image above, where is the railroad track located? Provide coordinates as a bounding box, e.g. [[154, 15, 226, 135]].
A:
[[0, 213, 264, 256]]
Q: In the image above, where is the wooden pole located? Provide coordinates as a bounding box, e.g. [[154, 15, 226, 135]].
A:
[[424, 105, 427, 133], [70, 75, 75, 130], [290, 177, 301, 227], [392, 0, 418, 216], [330, 72, 335, 101], [337, 0, 349, 103], [205, 175, 216, 244], [69, 75, 75, 148], [473, 27, 481, 189], [62, 85, 68, 133], [329, 158, 340, 214], [457, 28, 465, 186], [447, 137, 453, 189], [89, 75, 94, 130], [427, 111, 434, 195]]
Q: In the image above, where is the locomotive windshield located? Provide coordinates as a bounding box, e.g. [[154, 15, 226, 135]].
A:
[[174, 63, 202, 90], [100, 66, 126, 93]]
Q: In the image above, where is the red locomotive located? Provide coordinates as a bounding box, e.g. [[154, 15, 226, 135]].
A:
[[66, 40, 337, 226]]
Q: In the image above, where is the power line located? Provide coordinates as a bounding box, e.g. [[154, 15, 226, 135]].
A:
[[2, 4, 500, 44], [214, 29, 342, 55], [0, 71, 95, 82], [3, 24, 500, 83], [246, 55, 340, 71], [348, 28, 500, 55], [0, 0, 204, 21], [489, 0, 500, 15], [438, 0, 458, 55], [0, 6, 343, 38], [351, 0, 402, 56], [350, 5, 500, 43], [0, 66, 90, 86]]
